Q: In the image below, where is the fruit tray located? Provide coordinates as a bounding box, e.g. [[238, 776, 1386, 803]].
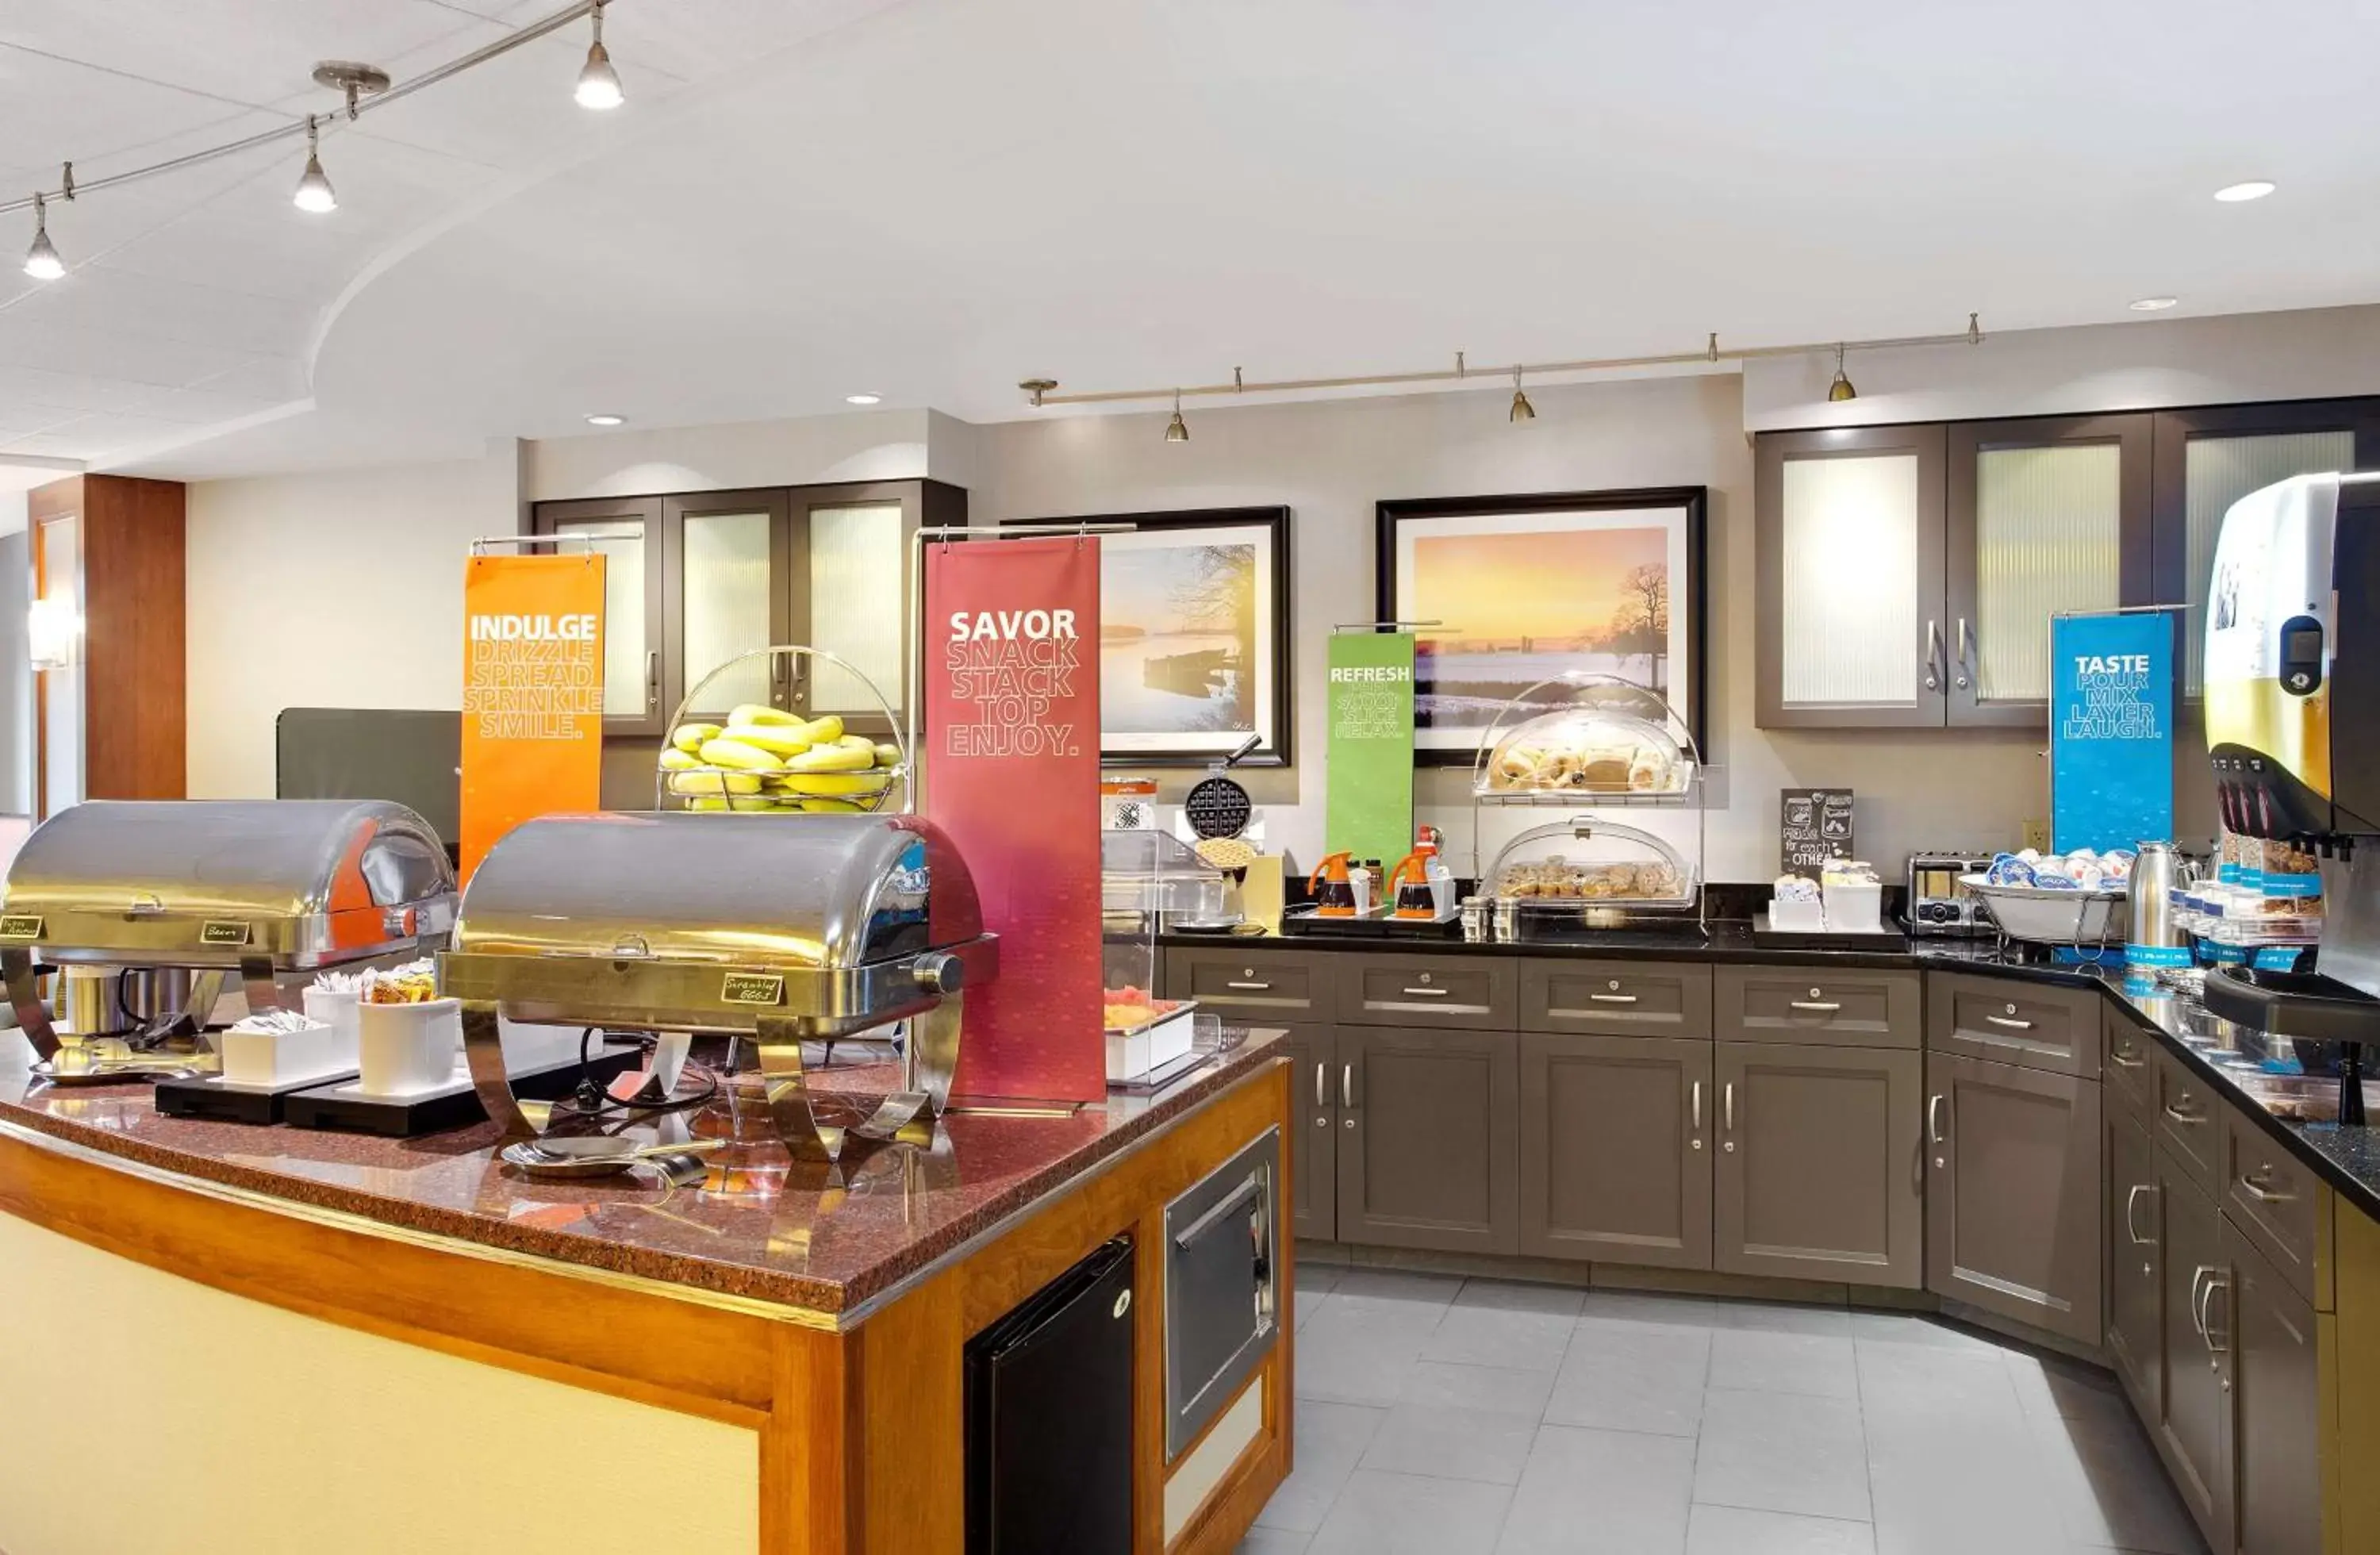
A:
[[658, 703, 906, 814]]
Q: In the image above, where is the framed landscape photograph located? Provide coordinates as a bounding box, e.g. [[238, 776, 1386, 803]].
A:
[[1376, 488, 1707, 762], [1014, 506, 1292, 766]]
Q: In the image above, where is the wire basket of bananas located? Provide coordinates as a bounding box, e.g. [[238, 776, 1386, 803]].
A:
[[656, 646, 909, 815]]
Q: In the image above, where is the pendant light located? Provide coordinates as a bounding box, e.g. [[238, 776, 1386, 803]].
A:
[[1827, 344, 1857, 402], [22, 192, 62, 281], [1508, 364, 1536, 423], [293, 116, 337, 213], [1164, 389, 1190, 443], [575, 1, 624, 109]]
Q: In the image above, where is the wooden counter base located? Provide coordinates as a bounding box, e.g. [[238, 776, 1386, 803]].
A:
[[0, 1058, 1293, 1555]]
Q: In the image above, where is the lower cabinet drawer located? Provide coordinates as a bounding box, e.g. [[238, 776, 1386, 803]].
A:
[[1337, 954, 1516, 1030], [2155, 1046, 2222, 1194], [1520, 960, 1713, 1039], [1165, 949, 1329, 1017], [1715, 966, 1921, 1049], [2222, 1109, 2330, 1307], [1929, 972, 2101, 1077], [2102, 1013, 2155, 1122]]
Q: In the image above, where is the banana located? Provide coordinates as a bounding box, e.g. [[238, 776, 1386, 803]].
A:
[[727, 793, 779, 812], [658, 747, 700, 772], [720, 723, 812, 757], [686, 797, 728, 812], [873, 743, 902, 767], [698, 738, 785, 773], [671, 722, 722, 754], [797, 797, 866, 813], [670, 770, 763, 796], [797, 715, 845, 745], [786, 743, 875, 774], [773, 770, 896, 797], [834, 733, 875, 752], [729, 703, 803, 728]]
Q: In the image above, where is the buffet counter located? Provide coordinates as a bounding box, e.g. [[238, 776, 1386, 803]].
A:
[[0, 1031, 1294, 1555]]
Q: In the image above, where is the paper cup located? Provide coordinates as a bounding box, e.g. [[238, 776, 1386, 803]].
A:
[[303, 986, 362, 1070], [356, 997, 463, 1096]]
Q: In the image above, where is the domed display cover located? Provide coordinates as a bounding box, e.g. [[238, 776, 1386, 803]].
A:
[[1487, 818, 1697, 910], [1483, 708, 1691, 795]]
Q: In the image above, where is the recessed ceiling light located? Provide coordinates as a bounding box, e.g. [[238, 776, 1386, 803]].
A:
[[585, 413, 625, 426], [2129, 296, 2179, 312], [844, 393, 882, 405], [2214, 180, 2276, 202]]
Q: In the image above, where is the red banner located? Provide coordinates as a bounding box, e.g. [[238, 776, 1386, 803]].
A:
[[926, 536, 1104, 1105], [459, 552, 606, 883]]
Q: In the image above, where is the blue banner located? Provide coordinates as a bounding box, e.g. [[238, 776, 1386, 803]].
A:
[[2050, 611, 2175, 855]]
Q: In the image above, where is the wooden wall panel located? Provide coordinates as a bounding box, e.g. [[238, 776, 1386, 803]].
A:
[[30, 473, 186, 799]]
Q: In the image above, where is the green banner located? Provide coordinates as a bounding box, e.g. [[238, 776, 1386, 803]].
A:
[[1326, 632, 1415, 868]]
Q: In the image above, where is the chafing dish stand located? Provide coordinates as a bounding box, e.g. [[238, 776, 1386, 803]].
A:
[[440, 812, 999, 1161], [0, 800, 458, 1121]]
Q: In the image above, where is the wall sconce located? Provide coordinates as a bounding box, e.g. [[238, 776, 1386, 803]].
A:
[[28, 594, 80, 670]]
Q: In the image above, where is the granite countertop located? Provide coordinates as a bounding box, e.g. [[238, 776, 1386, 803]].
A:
[[1173, 924, 2380, 1221], [0, 1031, 1286, 1323]]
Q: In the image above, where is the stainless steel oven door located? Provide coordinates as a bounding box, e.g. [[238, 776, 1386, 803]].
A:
[[1164, 1127, 1280, 1460]]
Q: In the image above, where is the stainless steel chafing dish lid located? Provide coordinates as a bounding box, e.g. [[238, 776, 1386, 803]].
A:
[[0, 799, 457, 969], [440, 812, 994, 1035]]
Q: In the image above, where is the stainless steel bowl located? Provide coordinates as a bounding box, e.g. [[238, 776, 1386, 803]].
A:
[[1960, 874, 2130, 944]]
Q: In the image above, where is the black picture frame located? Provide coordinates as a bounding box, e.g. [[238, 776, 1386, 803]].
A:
[[1008, 505, 1294, 767], [1376, 487, 1709, 765]]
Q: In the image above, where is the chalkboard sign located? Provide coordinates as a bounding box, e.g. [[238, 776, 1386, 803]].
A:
[[1780, 788, 1855, 873]]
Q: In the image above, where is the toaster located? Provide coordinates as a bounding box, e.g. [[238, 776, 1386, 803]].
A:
[[1906, 851, 1997, 935]]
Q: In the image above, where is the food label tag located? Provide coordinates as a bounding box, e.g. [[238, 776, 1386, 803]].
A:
[[0, 916, 43, 939], [200, 920, 251, 946], [721, 973, 785, 1007]]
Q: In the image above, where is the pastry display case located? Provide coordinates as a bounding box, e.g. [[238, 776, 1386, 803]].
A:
[[1484, 816, 1699, 933]]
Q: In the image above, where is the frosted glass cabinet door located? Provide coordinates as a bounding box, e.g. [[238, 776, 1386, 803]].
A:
[[664, 490, 789, 718], [1756, 425, 1948, 728], [789, 491, 917, 730], [2150, 401, 2378, 700], [535, 497, 665, 735], [1945, 416, 2151, 726]]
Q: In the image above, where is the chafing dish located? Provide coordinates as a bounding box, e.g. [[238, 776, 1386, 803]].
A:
[[439, 811, 999, 1160], [1, 800, 456, 1063]]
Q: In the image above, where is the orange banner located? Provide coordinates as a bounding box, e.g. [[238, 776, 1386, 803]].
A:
[[459, 552, 606, 882]]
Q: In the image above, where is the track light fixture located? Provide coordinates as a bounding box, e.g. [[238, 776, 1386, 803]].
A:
[[1164, 389, 1190, 443], [576, 1, 625, 109], [293, 117, 337, 213], [1509, 365, 1536, 423], [22, 192, 61, 281], [1827, 344, 1857, 401]]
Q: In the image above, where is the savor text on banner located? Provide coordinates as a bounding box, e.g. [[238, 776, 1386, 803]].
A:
[[459, 552, 606, 882], [926, 537, 1105, 1104]]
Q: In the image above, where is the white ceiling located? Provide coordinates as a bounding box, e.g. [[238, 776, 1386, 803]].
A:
[[9, 0, 2380, 480]]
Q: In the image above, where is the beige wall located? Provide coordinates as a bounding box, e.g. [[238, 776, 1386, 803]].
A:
[[961, 374, 2052, 881], [522, 408, 936, 501], [185, 445, 519, 799]]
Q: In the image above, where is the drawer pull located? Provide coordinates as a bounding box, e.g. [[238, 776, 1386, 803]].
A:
[[1588, 992, 1640, 1004], [2240, 1170, 2294, 1204], [1985, 1014, 2035, 1031], [2163, 1100, 2205, 1126], [1400, 985, 1452, 998], [1927, 1093, 1947, 1145], [2109, 1046, 2146, 1069], [1790, 1000, 1841, 1013], [1174, 1173, 1265, 1250], [1226, 981, 1273, 991], [2125, 1183, 2158, 1245]]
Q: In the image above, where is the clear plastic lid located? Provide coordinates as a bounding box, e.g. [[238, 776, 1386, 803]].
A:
[[1485, 817, 1696, 908], [1482, 708, 1690, 795]]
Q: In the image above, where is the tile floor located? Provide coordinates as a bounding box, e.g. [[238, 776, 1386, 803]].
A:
[[1237, 1265, 2209, 1555]]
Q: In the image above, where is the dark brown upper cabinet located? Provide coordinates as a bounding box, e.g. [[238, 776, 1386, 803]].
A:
[[1944, 415, 2152, 726], [531, 478, 964, 741], [2147, 398, 2380, 703], [1756, 424, 1949, 728]]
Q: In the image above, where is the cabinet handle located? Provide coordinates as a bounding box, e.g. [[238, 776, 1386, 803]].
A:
[[2199, 1269, 2230, 1356], [1691, 1080, 1702, 1130], [2240, 1169, 2294, 1204], [1723, 1082, 1736, 1131], [1790, 1000, 1841, 1013], [646, 650, 660, 711], [2108, 1045, 2146, 1069], [1226, 981, 1273, 991], [1314, 1061, 1326, 1109], [1400, 985, 1452, 997], [1342, 1063, 1354, 1110], [1924, 618, 1942, 691], [1587, 992, 1640, 1004], [1927, 1093, 1947, 1145], [2125, 1183, 2158, 1246], [1985, 1014, 2035, 1031], [1956, 616, 1973, 690], [2163, 1100, 2204, 1126], [772, 654, 789, 689]]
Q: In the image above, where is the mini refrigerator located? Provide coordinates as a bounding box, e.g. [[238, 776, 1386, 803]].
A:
[[964, 1235, 1136, 1554]]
